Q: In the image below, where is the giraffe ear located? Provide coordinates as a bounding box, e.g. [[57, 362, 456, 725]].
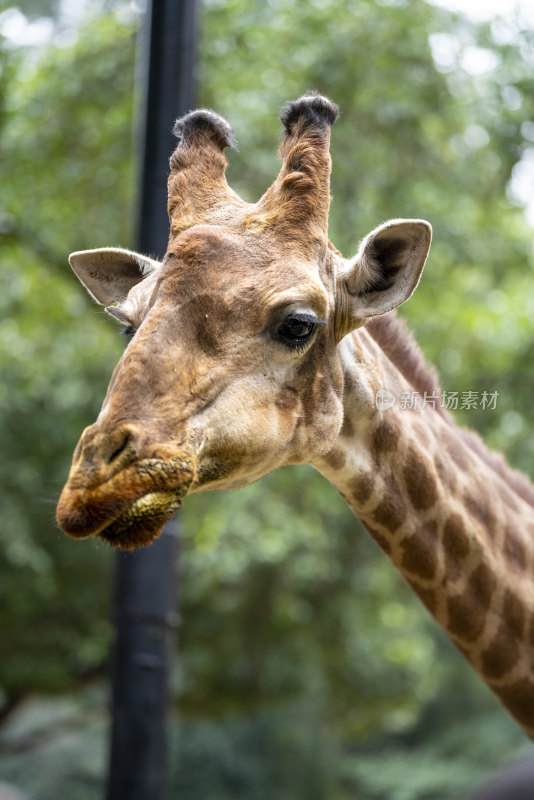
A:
[[340, 219, 432, 322], [68, 248, 161, 305]]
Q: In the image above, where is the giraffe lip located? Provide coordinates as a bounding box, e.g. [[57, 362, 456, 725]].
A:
[[58, 486, 188, 550], [56, 454, 197, 544], [96, 490, 186, 550]]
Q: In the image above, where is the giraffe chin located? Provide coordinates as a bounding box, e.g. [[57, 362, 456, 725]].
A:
[[96, 491, 184, 550]]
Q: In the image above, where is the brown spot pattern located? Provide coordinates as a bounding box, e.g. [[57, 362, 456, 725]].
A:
[[371, 474, 407, 531], [443, 513, 470, 582], [350, 471, 375, 506], [470, 561, 496, 605], [400, 521, 438, 580], [404, 446, 438, 511], [446, 563, 496, 642], [323, 448, 346, 471], [503, 590, 526, 640], [464, 483, 497, 537], [504, 527, 527, 571], [481, 622, 520, 680], [371, 418, 399, 465]]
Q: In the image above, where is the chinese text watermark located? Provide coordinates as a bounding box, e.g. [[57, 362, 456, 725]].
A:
[[375, 389, 499, 412]]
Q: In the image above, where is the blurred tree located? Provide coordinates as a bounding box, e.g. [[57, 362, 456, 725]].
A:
[[1, 0, 533, 796], [0, 10, 135, 712]]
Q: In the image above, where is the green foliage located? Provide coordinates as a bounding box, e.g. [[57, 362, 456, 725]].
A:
[[0, 11, 135, 701], [0, 691, 107, 800], [1, 0, 534, 796], [178, 469, 443, 735], [0, 691, 527, 800]]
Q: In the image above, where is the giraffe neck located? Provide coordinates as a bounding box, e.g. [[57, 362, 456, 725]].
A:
[[313, 325, 534, 736]]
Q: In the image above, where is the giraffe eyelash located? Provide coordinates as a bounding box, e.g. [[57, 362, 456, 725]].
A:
[[276, 312, 325, 350]]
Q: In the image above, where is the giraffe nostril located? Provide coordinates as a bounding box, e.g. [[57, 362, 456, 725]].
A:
[[108, 431, 132, 464], [73, 424, 140, 479]]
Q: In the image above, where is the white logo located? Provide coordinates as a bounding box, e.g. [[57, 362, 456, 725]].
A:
[[376, 389, 395, 411]]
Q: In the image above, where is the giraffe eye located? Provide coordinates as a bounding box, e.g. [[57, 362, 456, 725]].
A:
[[120, 324, 135, 340], [277, 314, 323, 347]]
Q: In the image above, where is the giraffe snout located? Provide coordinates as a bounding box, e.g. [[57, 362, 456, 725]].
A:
[[56, 421, 197, 544], [56, 423, 144, 540]]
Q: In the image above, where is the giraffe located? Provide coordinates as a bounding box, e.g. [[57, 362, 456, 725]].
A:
[[57, 94, 534, 736]]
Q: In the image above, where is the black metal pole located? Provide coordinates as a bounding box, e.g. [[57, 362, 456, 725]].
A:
[[106, 2, 197, 799]]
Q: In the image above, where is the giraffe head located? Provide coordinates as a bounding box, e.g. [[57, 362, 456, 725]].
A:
[[56, 95, 431, 549]]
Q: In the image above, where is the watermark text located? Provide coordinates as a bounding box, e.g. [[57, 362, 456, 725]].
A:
[[375, 389, 499, 412]]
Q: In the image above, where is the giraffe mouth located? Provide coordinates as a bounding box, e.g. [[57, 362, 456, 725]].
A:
[[56, 454, 196, 550], [95, 490, 186, 550]]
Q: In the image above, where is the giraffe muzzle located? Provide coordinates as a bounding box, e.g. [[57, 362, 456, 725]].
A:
[[56, 431, 197, 550]]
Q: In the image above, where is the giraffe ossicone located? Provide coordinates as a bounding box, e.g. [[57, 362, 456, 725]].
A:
[[56, 94, 534, 736]]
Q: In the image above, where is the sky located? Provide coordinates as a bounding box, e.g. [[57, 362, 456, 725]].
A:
[[428, 0, 534, 24]]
